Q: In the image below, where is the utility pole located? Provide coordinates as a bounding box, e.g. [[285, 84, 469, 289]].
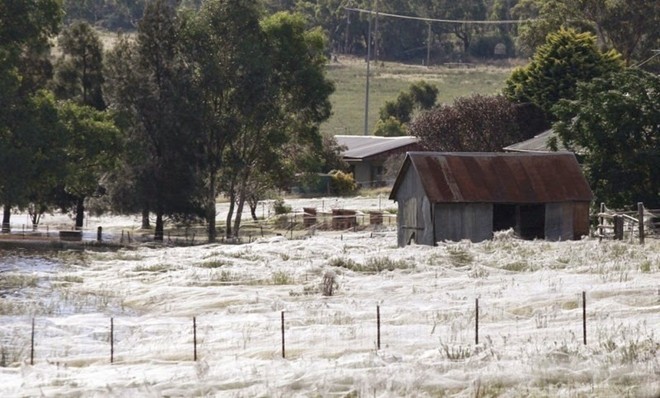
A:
[[364, 4, 373, 136], [426, 22, 432, 67], [374, 0, 379, 64]]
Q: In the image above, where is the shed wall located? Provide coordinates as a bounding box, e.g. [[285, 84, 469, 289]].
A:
[[573, 202, 591, 238], [545, 202, 574, 241], [434, 203, 493, 242], [394, 165, 433, 246]]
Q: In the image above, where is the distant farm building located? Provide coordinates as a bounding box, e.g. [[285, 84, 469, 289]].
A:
[[335, 135, 421, 187], [389, 152, 593, 246]]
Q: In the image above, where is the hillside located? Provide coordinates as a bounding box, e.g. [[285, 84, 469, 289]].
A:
[[321, 56, 515, 137]]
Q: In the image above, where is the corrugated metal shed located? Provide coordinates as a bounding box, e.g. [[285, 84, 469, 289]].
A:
[[390, 152, 593, 204], [335, 135, 419, 161]]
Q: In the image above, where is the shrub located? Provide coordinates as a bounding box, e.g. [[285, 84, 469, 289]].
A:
[[322, 271, 338, 296], [329, 170, 357, 196], [273, 198, 291, 215]]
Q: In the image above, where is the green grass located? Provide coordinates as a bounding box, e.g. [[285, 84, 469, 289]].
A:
[[321, 57, 513, 136]]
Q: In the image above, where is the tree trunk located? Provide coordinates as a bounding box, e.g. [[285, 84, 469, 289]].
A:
[[141, 208, 151, 229], [225, 189, 235, 239], [75, 197, 85, 230], [233, 177, 249, 238], [207, 170, 217, 243], [154, 211, 164, 241], [2, 204, 10, 233], [249, 202, 258, 221]]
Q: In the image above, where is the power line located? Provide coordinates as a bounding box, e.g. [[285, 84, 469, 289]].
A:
[[343, 7, 537, 25]]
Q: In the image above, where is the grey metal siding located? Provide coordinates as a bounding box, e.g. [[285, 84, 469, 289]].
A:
[[545, 202, 574, 241], [395, 165, 431, 246], [434, 203, 493, 242]]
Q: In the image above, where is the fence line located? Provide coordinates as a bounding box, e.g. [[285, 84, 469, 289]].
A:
[[0, 210, 397, 247], [2, 289, 654, 367], [596, 202, 659, 243]]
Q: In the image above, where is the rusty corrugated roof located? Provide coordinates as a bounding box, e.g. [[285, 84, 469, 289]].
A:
[[389, 152, 593, 203]]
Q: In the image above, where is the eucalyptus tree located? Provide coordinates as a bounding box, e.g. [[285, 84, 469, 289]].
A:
[[0, 91, 68, 231], [225, 11, 334, 238], [0, 0, 63, 231], [181, 0, 272, 242], [104, 0, 202, 240]]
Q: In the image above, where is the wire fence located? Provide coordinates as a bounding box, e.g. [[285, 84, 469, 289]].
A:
[[2, 288, 656, 367], [0, 209, 398, 248]]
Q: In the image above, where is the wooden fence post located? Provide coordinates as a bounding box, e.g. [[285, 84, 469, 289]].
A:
[[30, 318, 35, 365], [376, 305, 381, 350], [110, 317, 114, 364], [582, 292, 587, 345], [281, 311, 285, 359], [475, 298, 479, 345], [599, 202, 605, 240], [193, 317, 197, 361], [638, 202, 644, 245]]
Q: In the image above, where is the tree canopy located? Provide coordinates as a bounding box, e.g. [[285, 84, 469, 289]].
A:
[[513, 0, 660, 67], [553, 69, 660, 208], [409, 94, 522, 152], [374, 81, 438, 136], [503, 28, 623, 118]]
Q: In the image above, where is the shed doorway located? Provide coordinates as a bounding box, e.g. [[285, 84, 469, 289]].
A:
[[493, 204, 517, 232], [518, 204, 545, 239]]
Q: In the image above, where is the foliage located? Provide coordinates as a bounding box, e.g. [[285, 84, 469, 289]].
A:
[[410, 94, 522, 152], [374, 116, 407, 137], [53, 21, 105, 110], [55, 101, 121, 227], [375, 80, 439, 136], [62, 0, 147, 30], [553, 69, 660, 208], [273, 198, 292, 215], [383, 153, 406, 183], [427, 0, 488, 53], [503, 28, 623, 118], [182, 0, 272, 241], [513, 0, 660, 67], [103, 0, 203, 240], [0, 0, 63, 224], [0, 91, 67, 223], [329, 170, 357, 196]]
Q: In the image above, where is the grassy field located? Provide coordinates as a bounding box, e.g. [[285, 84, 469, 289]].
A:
[[322, 55, 515, 136]]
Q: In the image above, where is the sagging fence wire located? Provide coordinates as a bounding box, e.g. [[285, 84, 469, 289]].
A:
[[2, 288, 655, 367]]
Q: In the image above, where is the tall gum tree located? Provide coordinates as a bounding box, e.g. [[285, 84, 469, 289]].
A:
[[104, 0, 202, 241], [0, 0, 63, 232], [182, 0, 273, 242], [225, 12, 334, 238]]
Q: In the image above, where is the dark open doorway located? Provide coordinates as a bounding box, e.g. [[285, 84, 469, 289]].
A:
[[493, 204, 517, 232], [518, 204, 545, 239]]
